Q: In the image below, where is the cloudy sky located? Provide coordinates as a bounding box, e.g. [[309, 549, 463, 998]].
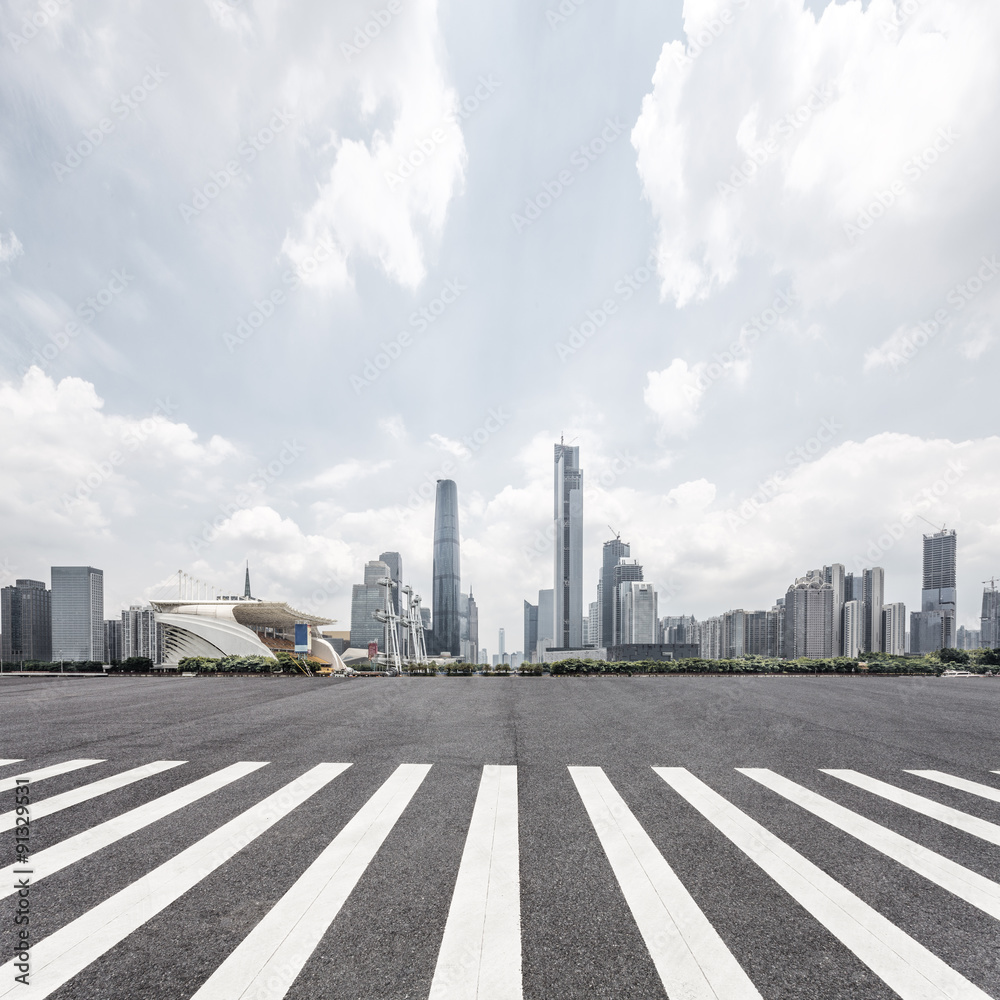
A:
[[2, 0, 999, 651]]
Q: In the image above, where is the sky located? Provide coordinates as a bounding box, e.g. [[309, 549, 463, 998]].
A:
[[1, 0, 999, 653]]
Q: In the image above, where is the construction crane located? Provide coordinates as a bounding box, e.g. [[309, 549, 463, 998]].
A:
[[917, 516, 947, 533], [608, 525, 620, 540]]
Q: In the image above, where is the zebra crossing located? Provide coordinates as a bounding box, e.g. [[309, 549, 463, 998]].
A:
[[1, 756, 998, 999]]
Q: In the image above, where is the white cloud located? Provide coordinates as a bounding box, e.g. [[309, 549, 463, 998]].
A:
[[0, 230, 23, 265], [644, 359, 707, 436], [303, 459, 392, 491], [633, 0, 1000, 308]]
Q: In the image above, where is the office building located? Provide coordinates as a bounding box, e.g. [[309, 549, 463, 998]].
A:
[[881, 602, 906, 656], [459, 588, 478, 664], [721, 609, 746, 659], [536, 588, 554, 659], [432, 479, 461, 656], [784, 575, 834, 660], [823, 563, 845, 655], [122, 605, 162, 663], [619, 582, 658, 644], [498, 627, 506, 658], [350, 560, 390, 650], [553, 440, 584, 649], [600, 536, 630, 648], [523, 600, 538, 663], [956, 626, 980, 650], [612, 560, 643, 646], [745, 609, 781, 658], [103, 619, 123, 664], [51, 566, 104, 662], [912, 529, 957, 653], [981, 581, 999, 648], [842, 600, 863, 658], [698, 617, 722, 660], [1, 579, 52, 663], [862, 567, 885, 653]]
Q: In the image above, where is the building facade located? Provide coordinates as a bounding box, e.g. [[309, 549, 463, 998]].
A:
[[912, 529, 957, 653], [536, 588, 554, 659], [862, 567, 885, 654], [350, 560, 390, 650], [881, 602, 906, 656], [523, 600, 538, 663], [553, 441, 584, 649], [784, 576, 834, 660], [619, 581, 658, 644], [612, 560, 643, 647], [981, 581, 999, 648], [842, 599, 863, 658], [599, 536, 630, 648], [432, 479, 462, 656], [1, 579, 52, 663], [122, 605, 162, 663], [51, 566, 104, 662]]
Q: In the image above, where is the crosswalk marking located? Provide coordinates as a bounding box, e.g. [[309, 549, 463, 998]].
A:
[[823, 770, 1000, 847], [655, 767, 992, 1000], [739, 769, 1000, 920], [0, 761, 267, 899], [430, 765, 521, 1000], [0, 759, 104, 793], [0, 760, 186, 833], [573, 767, 762, 1000], [191, 763, 426, 1000], [0, 759, 25, 768], [906, 770, 1000, 805], [0, 763, 349, 1000]]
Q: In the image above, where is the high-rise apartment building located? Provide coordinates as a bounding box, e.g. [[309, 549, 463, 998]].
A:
[[51, 566, 104, 662], [620, 582, 658, 644], [103, 618, 123, 664], [523, 600, 538, 663], [880, 602, 906, 656], [122, 605, 162, 663], [600, 536, 630, 648], [612, 560, 643, 646], [823, 564, 845, 655], [1, 579, 52, 663], [912, 529, 957, 653], [842, 599, 863, 658], [784, 576, 834, 660], [698, 617, 722, 660], [553, 440, 584, 649], [980, 581, 999, 649], [721, 609, 747, 659], [587, 600, 600, 646], [432, 479, 461, 656]]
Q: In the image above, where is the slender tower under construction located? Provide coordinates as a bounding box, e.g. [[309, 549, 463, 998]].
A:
[[432, 479, 461, 656]]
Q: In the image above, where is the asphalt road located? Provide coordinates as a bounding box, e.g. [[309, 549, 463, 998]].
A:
[[1, 673, 998, 999]]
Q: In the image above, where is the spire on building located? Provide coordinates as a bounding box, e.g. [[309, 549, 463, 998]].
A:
[[244, 562, 252, 599]]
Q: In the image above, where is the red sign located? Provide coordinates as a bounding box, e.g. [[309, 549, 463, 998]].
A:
[[368, 642, 379, 659]]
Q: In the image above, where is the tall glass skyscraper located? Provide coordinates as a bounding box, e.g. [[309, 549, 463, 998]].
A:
[[601, 536, 630, 647], [432, 479, 461, 656], [553, 440, 583, 649], [51, 566, 104, 662], [1, 579, 52, 663]]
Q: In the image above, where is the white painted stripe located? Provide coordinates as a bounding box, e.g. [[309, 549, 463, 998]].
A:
[[0, 763, 349, 1000], [0, 759, 104, 793], [0, 761, 267, 899], [572, 767, 762, 1000], [655, 768, 992, 1000], [0, 761, 186, 833], [823, 770, 1000, 847], [0, 760, 24, 769], [907, 770, 1000, 805], [429, 765, 521, 1000], [192, 763, 428, 1000], [740, 769, 1000, 920]]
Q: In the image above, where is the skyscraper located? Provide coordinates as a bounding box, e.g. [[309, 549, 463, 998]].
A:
[[981, 580, 1000, 649], [612, 560, 643, 646], [721, 609, 747, 658], [842, 599, 863, 658], [823, 563, 845, 655], [587, 600, 600, 646], [122, 605, 162, 663], [912, 529, 957, 653], [1, 579, 52, 663], [350, 559, 390, 650], [600, 536, 630, 650], [881, 602, 906, 656], [783, 575, 834, 660], [498, 627, 506, 657], [523, 599, 538, 662], [553, 440, 584, 648], [432, 479, 461, 656], [536, 588, 554, 659], [51, 566, 104, 662], [862, 567, 885, 653], [620, 582, 658, 644], [464, 588, 479, 663], [379, 550, 404, 654]]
